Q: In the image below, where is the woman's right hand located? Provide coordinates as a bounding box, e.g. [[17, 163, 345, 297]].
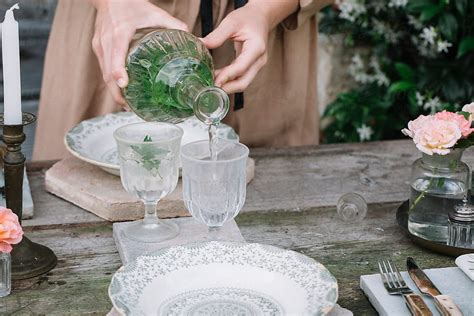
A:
[[90, 0, 189, 104]]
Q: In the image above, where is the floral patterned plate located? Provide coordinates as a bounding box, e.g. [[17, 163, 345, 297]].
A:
[[109, 241, 338, 315], [64, 112, 238, 176]]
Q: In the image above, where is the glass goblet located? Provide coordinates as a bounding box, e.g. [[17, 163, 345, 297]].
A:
[[114, 122, 183, 243], [181, 140, 249, 239]]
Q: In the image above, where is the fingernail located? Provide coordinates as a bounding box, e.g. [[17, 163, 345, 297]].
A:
[[117, 78, 127, 88]]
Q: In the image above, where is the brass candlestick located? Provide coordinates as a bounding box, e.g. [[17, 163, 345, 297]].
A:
[[0, 112, 57, 280]]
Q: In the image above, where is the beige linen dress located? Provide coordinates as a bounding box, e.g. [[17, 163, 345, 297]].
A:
[[33, 0, 331, 160]]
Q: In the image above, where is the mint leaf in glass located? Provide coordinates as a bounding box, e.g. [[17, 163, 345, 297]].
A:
[[131, 135, 169, 177]]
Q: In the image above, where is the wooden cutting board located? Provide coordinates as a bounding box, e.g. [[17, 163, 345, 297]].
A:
[[45, 157, 255, 222]]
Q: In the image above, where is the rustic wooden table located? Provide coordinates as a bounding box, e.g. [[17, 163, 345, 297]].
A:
[[1, 140, 469, 315]]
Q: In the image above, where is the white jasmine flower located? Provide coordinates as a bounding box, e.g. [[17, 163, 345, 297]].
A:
[[388, 0, 408, 8], [420, 27, 437, 46], [337, 0, 366, 22], [357, 124, 374, 142], [349, 55, 390, 86], [407, 15, 423, 30], [369, 57, 390, 86], [415, 92, 425, 107], [411, 35, 437, 58], [372, 19, 401, 44], [423, 97, 442, 114], [370, 2, 385, 13], [437, 40, 452, 53], [351, 54, 364, 69]]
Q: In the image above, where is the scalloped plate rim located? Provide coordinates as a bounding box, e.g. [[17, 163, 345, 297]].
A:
[[64, 112, 238, 174], [108, 241, 339, 316]]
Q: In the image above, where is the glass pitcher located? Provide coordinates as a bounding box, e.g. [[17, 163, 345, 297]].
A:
[[124, 29, 229, 125]]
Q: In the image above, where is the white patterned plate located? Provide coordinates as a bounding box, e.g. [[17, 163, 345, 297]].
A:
[[65, 112, 239, 175], [109, 241, 338, 315]]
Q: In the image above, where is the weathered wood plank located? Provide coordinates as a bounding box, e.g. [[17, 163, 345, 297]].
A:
[[25, 140, 474, 227], [2, 203, 456, 315], [236, 203, 456, 314], [23, 169, 102, 227], [10, 140, 469, 315], [1, 223, 119, 315]]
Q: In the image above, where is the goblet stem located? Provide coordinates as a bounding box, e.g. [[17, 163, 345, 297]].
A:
[[143, 201, 159, 227], [208, 226, 226, 241]]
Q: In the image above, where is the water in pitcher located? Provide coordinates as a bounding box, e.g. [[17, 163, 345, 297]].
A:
[[408, 177, 467, 242]]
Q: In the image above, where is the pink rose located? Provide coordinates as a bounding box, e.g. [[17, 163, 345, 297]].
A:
[[413, 119, 462, 155], [0, 207, 23, 253], [434, 110, 474, 137], [402, 115, 433, 138]]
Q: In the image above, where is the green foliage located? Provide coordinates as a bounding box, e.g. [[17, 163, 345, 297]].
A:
[[131, 136, 169, 177], [320, 0, 474, 143]]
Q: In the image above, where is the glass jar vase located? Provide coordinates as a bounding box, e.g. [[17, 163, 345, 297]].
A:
[[0, 251, 11, 297], [408, 149, 471, 243]]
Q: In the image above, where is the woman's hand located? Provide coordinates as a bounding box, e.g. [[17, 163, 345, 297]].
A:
[[201, 1, 298, 94], [90, 0, 188, 104]]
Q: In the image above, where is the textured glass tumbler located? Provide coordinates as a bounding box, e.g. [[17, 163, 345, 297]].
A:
[[448, 201, 474, 248], [181, 140, 249, 239], [114, 122, 183, 243], [0, 252, 11, 297], [337, 193, 367, 222]]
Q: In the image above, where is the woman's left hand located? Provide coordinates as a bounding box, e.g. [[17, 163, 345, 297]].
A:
[[201, 3, 269, 94], [201, 1, 298, 94]]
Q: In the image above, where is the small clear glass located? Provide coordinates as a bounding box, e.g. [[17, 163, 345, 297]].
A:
[[337, 193, 367, 222], [181, 140, 249, 239], [114, 122, 183, 243], [448, 200, 474, 248], [0, 252, 11, 297]]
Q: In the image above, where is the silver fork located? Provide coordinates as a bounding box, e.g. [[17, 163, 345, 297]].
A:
[[378, 259, 433, 316]]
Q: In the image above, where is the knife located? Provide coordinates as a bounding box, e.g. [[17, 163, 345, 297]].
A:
[[407, 257, 463, 316]]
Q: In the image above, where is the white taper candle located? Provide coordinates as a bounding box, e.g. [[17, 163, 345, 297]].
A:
[[2, 4, 22, 125]]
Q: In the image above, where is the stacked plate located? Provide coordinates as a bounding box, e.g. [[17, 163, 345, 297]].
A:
[[109, 242, 338, 315], [64, 112, 238, 175]]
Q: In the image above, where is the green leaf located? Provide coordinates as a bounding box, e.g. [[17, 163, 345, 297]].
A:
[[458, 111, 471, 120], [454, 0, 467, 14], [395, 63, 415, 82], [457, 37, 474, 58], [438, 12, 458, 41], [407, 0, 435, 12], [130, 144, 169, 177], [454, 138, 474, 149], [435, 177, 445, 188], [143, 135, 152, 142], [389, 81, 416, 94], [420, 4, 443, 21]]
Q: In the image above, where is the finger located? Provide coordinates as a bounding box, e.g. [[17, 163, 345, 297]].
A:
[[107, 81, 126, 105], [144, 9, 189, 31], [214, 39, 265, 86], [201, 20, 236, 49], [214, 68, 223, 82], [220, 55, 266, 94], [110, 29, 135, 88], [92, 34, 105, 74]]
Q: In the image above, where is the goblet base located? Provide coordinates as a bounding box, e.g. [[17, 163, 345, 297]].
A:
[[124, 220, 179, 243]]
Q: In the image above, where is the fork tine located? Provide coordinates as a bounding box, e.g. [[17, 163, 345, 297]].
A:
[[387, 260, 404, 288], [378, 260, 391, 288], [390, 259, 407, 287], [382, 259, 397, 289]]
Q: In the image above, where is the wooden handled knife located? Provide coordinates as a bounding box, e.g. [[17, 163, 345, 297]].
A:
[[407, 257, 463, 316]]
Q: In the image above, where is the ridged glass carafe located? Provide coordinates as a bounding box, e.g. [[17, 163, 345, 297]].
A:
[[0, 252, 11, 297], [124, 29, 229, 125]]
